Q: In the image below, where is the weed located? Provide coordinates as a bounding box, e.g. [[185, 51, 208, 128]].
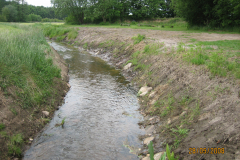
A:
[[0, 131, 8, 138], [179, 95, 192, 106], [55, 117, 66, 128], [148, 141, 154, 160], [10, 108, 18, 115], [0, 123, 5, 131], [171, 127, 189, 136], [190, 101, 201, 120], [83, 42, 88, 49], [132, 34, 145, 44], [8, 133, 24, 157], [67, 29, 78, 40]]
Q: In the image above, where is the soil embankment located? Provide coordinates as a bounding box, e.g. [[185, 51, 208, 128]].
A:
[[0, 47, 69, 160], [68, 27, 240, 160]]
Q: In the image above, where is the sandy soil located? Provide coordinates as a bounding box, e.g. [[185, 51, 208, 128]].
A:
[[0, 47, 69, 160], [73, 27, 240, 160]]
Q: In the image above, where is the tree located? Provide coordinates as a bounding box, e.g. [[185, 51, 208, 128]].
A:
[[2, 5, 18, 22], [0, 0, 6, 14], [51, 0, 87, 24], [171, 0, 240, 27]]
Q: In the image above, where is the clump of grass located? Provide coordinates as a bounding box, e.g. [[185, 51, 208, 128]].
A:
[[132, 34, 145, 44], [0, 123, 5, 131], [55, 117, 66, 128], [8, 133, 24, 157], [67, 28, 78, 40]]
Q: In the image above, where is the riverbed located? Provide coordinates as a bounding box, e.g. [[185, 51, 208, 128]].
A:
[[24, 41, 145, 160]]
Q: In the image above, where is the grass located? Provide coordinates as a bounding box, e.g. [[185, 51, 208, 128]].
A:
[[55, 117, 66, 128], [132, 34, 145, 44], [0, 123, 5, 131], [179, 40, 240, 79], [8, 133, 24, 157], [148, 142, 176, 160], [36, 24, 79, 41], [0, 23, 61, 109]]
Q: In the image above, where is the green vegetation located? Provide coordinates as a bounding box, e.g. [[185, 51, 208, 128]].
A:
[[172, 0, 240, 29], [38, 24, 78, 41], [55, 117, 66, 128], [132, 34, 145, 44], [180, 40, 240, 79], [148, 142, 177, 160], [0, 23, 61, 109], [0, 0, 63, 22], [7, 133, 24, 157], [0, 123, 5, 131]]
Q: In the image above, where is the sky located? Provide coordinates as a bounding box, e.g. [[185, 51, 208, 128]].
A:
[[26, 0, 52, 7]]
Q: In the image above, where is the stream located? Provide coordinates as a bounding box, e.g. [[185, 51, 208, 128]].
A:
[[24, 41, 145, 160]]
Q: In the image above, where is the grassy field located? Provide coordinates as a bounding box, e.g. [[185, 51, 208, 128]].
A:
[[0, 23, 66, 159]]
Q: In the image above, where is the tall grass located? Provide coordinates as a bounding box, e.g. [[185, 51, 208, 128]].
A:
[[36, 24, 79, 41], [0, 24, 61, 108]]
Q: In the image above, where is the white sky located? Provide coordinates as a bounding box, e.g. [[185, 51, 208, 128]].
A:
[[26, 0, 52, 7]]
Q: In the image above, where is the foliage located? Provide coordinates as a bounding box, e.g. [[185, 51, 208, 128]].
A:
[[0, 14, 6, 21], [171, 0, 240, 28], [0, 0, 63, 22], [148, 141, 154, 160], [2, 5, 17, 22], [0, 24, 61, 108], [148, 142, 177, 160], [132, 34, 145, 44], [0, 123, 5, 131], [166, 144, 177, 160], [26, 13, 42, 22], [8, 133, 24, 157], [52, 0, 87, 24]]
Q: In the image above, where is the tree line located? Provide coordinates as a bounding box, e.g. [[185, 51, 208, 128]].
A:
[[0, 0, 63, 22], [172, 0, 240, 28], [52, 0, 174, 24], [52, 0, 240, 28], [0, 0, 239, 29]]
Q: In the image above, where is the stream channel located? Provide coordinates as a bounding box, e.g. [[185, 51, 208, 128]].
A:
[[24, 41, 145, 160]]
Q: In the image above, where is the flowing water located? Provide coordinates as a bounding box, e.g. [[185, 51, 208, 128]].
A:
[[24, 42, 145, 160]]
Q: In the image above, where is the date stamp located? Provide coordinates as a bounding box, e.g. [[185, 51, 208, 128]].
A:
[[189, 148, 224, 154]]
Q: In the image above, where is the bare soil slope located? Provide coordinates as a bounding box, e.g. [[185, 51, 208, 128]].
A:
[[73, 27, 240, 160]]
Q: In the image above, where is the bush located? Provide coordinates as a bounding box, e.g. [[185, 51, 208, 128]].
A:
[[99, 22, 110, 25], [26, 14, 42, 22], [0, 15, 7, 22]]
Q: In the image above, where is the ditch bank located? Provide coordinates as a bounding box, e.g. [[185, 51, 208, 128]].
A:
[[0, 47, 69, 160], [64, 27, 240, 160]]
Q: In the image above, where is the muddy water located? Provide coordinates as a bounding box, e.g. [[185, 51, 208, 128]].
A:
[[24, 42, 145, 160]]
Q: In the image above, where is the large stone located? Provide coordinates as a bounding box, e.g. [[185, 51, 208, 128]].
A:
[[142, 157, 150, 160], [145, 125, 155, 135], [138, 86, 152, 97], [143, 137, 155, 145], [123, 63, 132, 70], [154, 152, 165, 160], [42, 111, 49, 117]]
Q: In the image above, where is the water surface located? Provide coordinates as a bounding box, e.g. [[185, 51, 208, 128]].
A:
[[24, 41, 144, 160]]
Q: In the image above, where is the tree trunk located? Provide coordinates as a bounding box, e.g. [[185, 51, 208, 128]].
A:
[[102, 16, 106, 22]]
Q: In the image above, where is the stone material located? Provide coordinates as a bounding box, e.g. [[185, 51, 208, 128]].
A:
[[139, 86, 153, 96], [123, 63, 132, 70], [143, 137, 155, 145], [42, 111, 49, 117], [154, 152, 165, 160], [142, 157, 150, 160], [146, 125, 155, 135]]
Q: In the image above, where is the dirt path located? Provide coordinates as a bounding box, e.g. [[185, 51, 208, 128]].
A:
[[74, 27, 240, 160]]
